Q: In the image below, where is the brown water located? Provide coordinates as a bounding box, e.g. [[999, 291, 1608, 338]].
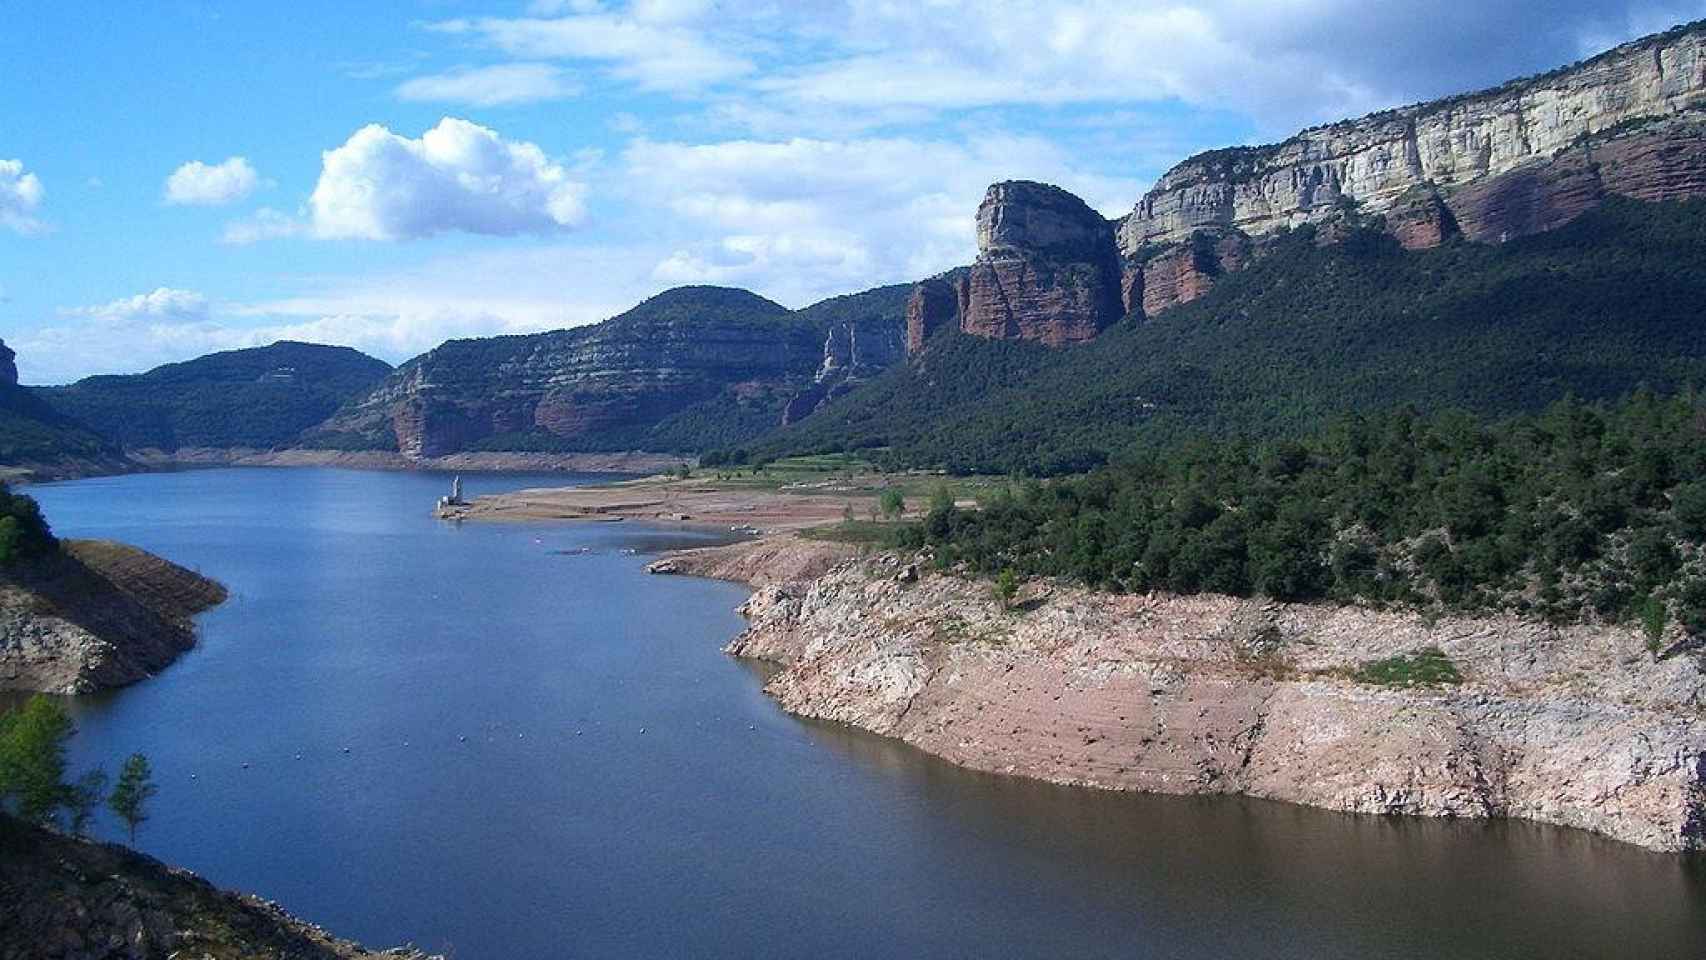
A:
[[21, 467, 1706, 959]]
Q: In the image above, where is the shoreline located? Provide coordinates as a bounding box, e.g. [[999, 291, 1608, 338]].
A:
[[8, 446, 694, 484], [647, 533, 1706, 854]]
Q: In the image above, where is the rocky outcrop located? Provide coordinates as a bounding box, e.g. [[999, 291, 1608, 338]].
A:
[[904, 274, 964, 354], [0, 540, 227, 694], [0, 340, 16, 387], [1119, 22, 1706, 251], [308, 287, 825, 457], [782, 295, 908, 424], [1129, 230, 1252, 316], [0, 815, 439, 960], [726, 557, 1706, 852], [903, 183, 1124, 352]]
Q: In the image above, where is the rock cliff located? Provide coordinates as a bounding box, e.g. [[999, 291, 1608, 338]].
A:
[[1119, 21, 1706, 251], [726, 555, 1706, 853], [0, 340, 16, 387], [308, 287, 823, 457], [903, 21, 1706, 352], [308, 285, 909, 457], [904, 183, 1124, 351], [0, 540, 227, 694], [0, 815, 438, 960]]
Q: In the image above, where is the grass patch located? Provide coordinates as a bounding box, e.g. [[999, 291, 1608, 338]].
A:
[[1353, 646, 1463, 688]]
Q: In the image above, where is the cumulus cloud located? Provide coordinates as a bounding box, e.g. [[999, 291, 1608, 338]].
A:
[[309, 117, 587, 241], [164, 157, 261, 206], [395, 63, 579, 106], [0, 159, 45, 234], [622, 134, 1141, 304]]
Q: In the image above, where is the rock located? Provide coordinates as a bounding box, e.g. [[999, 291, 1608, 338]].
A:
[[0, 540, 227, 694], [904, 274, 965, 354], [903, 182, 1125, 351], [1385, 186, 1462, 249], [1118, 23, 1706, 251], [1132, 230, 1251, 316], [960, 182, 1124, 345], [0, 815, 440, 959], [311, 287, 823, 458], [728, 559, 1706, 852], [782, 303, 907, 424], [0, 340, 15, 387]]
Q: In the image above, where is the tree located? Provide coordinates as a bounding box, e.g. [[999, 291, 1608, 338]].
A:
[[109, 753, 157, 844], [0, 695, 74, 826], [994, 568, 1019, 611], [878, 488, 905, 520]]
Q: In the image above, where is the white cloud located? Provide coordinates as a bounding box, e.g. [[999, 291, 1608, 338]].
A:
[[395, 62, 580, 106], [65, 287, 211, 324], [0, 159, 45, 235], [620, 134, 1141, 304], [430, 9, 751, 91], [221, 207, 304, 245], [309, 117, 588, 241], [164, 157, 261, 206]]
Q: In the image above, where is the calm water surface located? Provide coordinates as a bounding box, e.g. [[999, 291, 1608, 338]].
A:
[[20, 468, 1706, 959]]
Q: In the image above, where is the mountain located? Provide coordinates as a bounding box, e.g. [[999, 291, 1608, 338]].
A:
[[303, 284, 910, 458], [753, 21, 1706, 473], [38, 341, 392, 453], [0, 340, 123, 477], [907, 20, 1706, 350], [764, 196, 1706, 474]]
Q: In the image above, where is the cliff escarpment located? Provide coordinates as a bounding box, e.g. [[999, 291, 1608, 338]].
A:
[[906, 21, 1706, 351], [0, 540, 227, 694], [726, 555, 1706, 852], [1121, 22, 1706, 249], [0, 815, 437, 960], [307, 285, 908, 458]]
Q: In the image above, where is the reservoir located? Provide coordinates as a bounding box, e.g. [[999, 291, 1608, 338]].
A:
[[22, 468, 1706, 959]]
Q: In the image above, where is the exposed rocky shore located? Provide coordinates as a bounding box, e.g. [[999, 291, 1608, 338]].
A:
[[0, 815, 438, 960], [0, 540, 227, 694], [665, 539, 1706, 852]]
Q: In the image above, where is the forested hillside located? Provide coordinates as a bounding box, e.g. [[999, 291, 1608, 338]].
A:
[[40, 342, 392, 452], [904, 393, 1706, 639], [763, 198, 1706, 474]]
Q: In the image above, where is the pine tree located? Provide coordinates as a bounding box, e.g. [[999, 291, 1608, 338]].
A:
[[108, 753, 156, 844]]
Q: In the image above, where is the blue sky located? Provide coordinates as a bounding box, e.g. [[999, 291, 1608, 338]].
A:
[[3, 0, 1702, 383]]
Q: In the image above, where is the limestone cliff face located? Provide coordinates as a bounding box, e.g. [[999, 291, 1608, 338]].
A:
[[310, 287, 825, 457], [904, 183, 1124, 352], [1119, 22, 1706, 251], [0, 340, 16, 387], [727, 557, 1706, 852], [781, 287, 910, 424]]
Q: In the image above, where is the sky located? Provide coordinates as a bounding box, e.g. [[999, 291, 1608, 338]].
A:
[[2, 1, 1702, 384]]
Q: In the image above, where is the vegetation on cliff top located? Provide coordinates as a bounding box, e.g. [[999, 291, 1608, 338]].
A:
[[765, 198, 1706, 475], [898, 393, 1706, 640]]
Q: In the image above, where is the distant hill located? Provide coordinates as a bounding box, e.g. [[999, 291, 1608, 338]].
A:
[[39, 341, 392, 453], [0, 340, 122, 477], [760, 197, 1706, 474], [303, 284, 910, 457]]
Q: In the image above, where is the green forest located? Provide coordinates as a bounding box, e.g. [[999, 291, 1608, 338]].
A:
[[39, 342, 391, 452], [762, 198, 1706, 475], [0, 483, 57, 566], [899, 393, 1706, 641]]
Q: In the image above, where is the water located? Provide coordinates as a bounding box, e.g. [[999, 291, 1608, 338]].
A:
[[17, 468, 1706, 959]]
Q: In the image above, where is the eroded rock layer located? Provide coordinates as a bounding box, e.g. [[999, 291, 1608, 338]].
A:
[[1119, 23, 1706, 251], [728, 557, 1706, 852]]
